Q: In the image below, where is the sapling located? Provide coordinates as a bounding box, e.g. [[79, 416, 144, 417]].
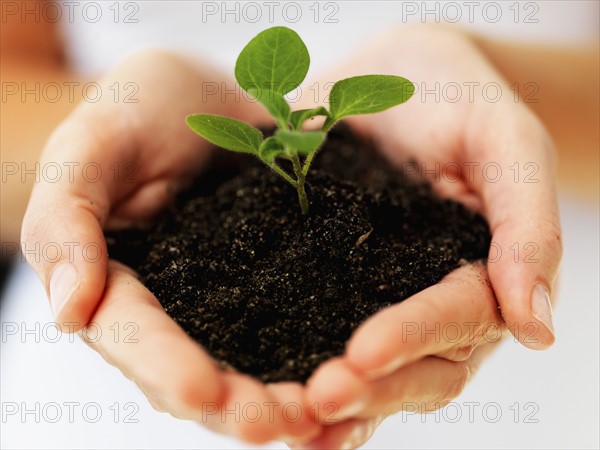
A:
[[186, 26, 414, 214]]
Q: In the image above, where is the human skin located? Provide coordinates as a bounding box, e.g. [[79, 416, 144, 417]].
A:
[[285, 24, 562, 448], [3, 5, 597, 246], [19, 49, 323, 444], [18, 25, 569, 448]]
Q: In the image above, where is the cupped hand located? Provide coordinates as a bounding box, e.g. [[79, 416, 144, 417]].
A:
[[20, 25, 563, 449], [295, 263, 503, 449], [20, 50, 319, 444], [290, 25, 562, 448]]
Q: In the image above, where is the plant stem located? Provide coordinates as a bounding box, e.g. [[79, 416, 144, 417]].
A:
[[301, 150, 316, 176], [301, 119, 336, 176], [271, 162, 298, 187], [277, 118, 289, 130], [291, 153, 309, 214]]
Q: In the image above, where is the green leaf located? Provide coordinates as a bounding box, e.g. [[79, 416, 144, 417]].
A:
[[275, 129, 325, 155], [289, 106, 329, 130], [247, 88, 290, 126], [259, 136, 286, 164], [235, 26, 310, 95], [186, 114, 262, 154], [328, 75, 415, 122]]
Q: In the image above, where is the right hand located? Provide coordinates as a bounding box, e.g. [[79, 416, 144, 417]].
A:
[[20, 49, 320, 444]]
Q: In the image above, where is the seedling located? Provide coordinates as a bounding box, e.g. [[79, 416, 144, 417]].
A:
[[187, 26, 414, 214]]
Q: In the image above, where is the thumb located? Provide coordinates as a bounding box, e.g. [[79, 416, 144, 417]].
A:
[[470, 106, 562, 350], [21, 124, 116, 332]]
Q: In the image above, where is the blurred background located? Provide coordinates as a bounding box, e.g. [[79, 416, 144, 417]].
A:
[[1, 1, 598, 448]]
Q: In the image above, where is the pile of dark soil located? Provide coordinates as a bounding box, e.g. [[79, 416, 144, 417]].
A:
[[107, 125, 491, 383]]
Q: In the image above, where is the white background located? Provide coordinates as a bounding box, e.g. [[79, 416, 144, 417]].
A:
[[2, 1, 599, 449]]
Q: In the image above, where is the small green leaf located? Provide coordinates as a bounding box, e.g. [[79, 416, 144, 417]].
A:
[[248, 88, 290, 126], [328, 75, 415, 122], [289, 106, 330, 130], [186, 114, 262, 154], [235, 26, 310, 95], [259, 136, 286, 164], [275, 129, 325, 155]]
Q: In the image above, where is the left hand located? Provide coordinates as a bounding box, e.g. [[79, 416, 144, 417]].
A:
[[289, 24, 561, 449], [294, 263, 504, 449]]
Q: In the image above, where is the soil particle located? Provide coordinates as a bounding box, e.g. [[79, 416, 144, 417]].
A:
[[107, 124, 491, 383]]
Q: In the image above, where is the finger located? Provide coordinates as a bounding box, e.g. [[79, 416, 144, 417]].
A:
[[289, 416, 384, 450], [346, 263, 503, 379], [88, 261, 302, 444], [18, 50, 227, 330], [207, 373, 285, 444], [82, 261, 225, 423], [266, 383, 322, 444], [307, 357, 468, 422], [305, 358, 366, 424], [303, 27, 562, 350], [467, 104, 562, 349], [187, 375, 310, 445], [19, 117, 138, 330], [108, 178, 182, 224]]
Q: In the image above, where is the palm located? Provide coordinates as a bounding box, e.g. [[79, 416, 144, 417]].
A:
[[87, 262, 318, 443], [290, 26, 559, 448], [23, 50, 309, 443], [22, 27, 560, 450]]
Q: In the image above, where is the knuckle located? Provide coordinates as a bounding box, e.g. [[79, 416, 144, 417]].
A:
[[171, 369, 223, 412], [540, 217, 563, 261], [172, 376, 207, 411], [442, 343, 475, 362], [435, 363, 469, 404], [20, 212, 52, 271]]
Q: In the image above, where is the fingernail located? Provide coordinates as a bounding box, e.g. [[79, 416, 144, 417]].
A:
[[531, 283, 555, 336], [340, 419, 376, 450], [335, 397, 368, 421], [49, 263, 79, 319]]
